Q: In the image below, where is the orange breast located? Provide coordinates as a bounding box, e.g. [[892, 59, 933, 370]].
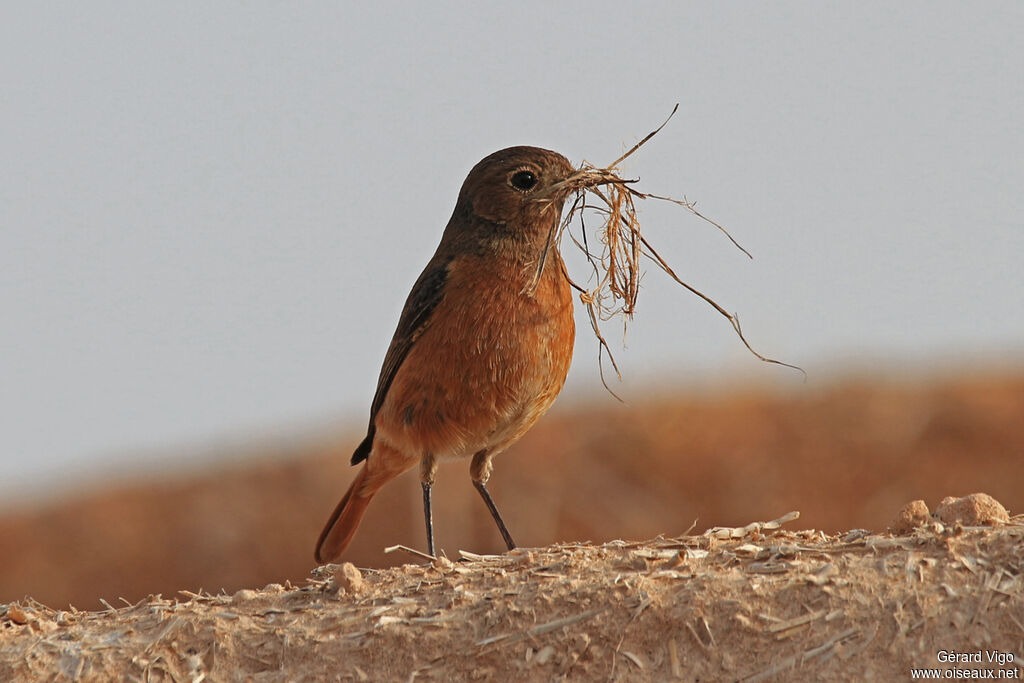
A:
[[375, 250, 575, 460]]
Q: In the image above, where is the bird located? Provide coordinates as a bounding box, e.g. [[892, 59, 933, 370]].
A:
[[315, 146, 579, 564]]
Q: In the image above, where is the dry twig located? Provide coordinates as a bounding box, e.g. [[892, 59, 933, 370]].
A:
[[536, 104, 804, 392]]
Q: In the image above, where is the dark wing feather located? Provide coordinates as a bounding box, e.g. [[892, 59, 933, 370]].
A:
[[350, 258, 450, 464]]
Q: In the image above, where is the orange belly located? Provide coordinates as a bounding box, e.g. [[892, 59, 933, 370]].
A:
[[374, 250, 574, 461]]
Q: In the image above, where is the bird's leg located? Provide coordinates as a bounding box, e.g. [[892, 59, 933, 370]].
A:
[[470, 449, 517, 551], [421, 455, 438, 557]]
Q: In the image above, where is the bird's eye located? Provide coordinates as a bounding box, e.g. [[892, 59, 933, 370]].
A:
[[509, 170, 538, 191]]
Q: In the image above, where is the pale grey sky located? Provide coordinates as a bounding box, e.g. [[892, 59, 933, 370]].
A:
[[3, 3, 1022, 500]]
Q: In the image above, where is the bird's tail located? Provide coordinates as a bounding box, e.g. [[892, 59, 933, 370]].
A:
[[315, 465, 375, 564]]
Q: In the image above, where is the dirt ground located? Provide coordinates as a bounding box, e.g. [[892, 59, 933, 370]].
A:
[[3, 504, 1023, 681], [1, 373, 1023, 679]]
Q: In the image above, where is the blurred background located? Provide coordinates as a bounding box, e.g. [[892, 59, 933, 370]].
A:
[[2, 3, 1022, 609]]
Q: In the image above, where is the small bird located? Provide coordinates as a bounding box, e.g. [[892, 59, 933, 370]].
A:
[[315, 146, 578, 563]]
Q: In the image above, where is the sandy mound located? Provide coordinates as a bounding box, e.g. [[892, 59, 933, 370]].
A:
[[4, 503, 1022, 681], [3, 375, 1024, 614]]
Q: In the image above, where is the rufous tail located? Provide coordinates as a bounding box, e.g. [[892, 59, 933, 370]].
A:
[[315, 465, 375, 564]]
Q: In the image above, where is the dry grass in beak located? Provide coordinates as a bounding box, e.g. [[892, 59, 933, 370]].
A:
[[547, 105, 803, 394]]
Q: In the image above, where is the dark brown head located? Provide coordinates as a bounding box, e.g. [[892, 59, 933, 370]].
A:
[[452, 146, 576, 232]]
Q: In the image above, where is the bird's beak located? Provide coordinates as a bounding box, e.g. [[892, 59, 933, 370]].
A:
[[524, 173, 578, 296], [536, 170, 581, 204]]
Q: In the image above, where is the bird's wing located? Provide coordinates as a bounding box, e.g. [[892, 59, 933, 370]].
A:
[[350, 258, 450, 464]]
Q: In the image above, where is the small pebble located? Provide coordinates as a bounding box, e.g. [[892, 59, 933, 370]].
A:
[[934, 493, 1009, 526], [888, 500, 931, 535], [6, 604, 29, 625], [333, 562, 364, 594]]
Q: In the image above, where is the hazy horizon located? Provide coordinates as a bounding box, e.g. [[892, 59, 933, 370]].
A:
[[4, 3, 1022, 498]]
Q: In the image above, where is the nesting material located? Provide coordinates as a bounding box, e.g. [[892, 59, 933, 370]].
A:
[[537, 105, 802, 388]]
